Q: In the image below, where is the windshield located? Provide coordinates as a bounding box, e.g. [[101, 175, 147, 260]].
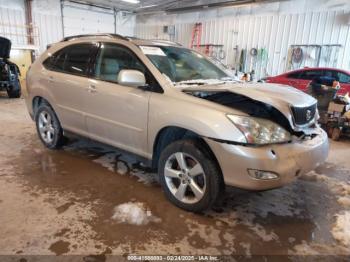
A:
[[140, 45, 229, 83]]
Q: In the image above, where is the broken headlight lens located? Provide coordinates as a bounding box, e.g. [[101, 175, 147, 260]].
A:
[[227, 114, 291, 145]]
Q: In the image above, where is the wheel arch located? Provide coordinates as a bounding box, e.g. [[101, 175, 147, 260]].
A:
[[32, 96, 55, 116], [151, 126, 221, 173]]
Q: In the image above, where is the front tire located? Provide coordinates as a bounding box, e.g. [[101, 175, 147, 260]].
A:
[[158, 139, 223, 212], [35, 103, 66, 149]]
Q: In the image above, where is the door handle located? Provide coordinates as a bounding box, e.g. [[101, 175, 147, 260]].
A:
[[48, 76, 54, 83], [87, 84, 97, 93]]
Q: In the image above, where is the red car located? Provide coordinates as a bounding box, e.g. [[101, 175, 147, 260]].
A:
[[265, 67, 350, 95]]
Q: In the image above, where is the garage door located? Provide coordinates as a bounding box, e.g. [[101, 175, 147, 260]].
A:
[[62, 2, 115, 37]]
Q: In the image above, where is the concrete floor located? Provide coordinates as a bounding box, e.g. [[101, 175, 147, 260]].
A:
[[0, 94, 350, 260]]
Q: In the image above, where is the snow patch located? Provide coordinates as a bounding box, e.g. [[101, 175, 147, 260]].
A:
[[111, 202, 161, 225], [239, 242, 251, 257], [302, 171, 350, 202], [93, 153, 116, 172], [300, 171, 330, 182], [338, 197, 350, 207], [290, 241, 350, 255], [332, 212, 350, 247]]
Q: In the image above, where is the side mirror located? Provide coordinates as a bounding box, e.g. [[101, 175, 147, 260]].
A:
[[117, 69, 146, 88]]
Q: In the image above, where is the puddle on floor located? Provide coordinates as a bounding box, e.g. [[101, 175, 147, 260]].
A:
[[2, 135, 348, 256], [0, 98, 349, 256]]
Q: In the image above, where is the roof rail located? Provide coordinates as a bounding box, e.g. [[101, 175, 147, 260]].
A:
[[61, 33, 129, 42], [149, 39, 182, 46]]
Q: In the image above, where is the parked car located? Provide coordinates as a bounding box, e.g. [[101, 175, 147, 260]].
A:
[[264, 67, 350, 95], [25, 34, 329, 212], [0, 36, 21, 98]]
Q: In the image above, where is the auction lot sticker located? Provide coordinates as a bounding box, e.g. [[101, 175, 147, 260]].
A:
[[140, 46, 166, 56]]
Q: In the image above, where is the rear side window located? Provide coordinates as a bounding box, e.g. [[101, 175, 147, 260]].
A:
[[298, 70, 323, 80], [43, 43, 96, 76]]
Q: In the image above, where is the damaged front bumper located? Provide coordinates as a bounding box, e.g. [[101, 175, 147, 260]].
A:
[[205, 127, 329, 190]]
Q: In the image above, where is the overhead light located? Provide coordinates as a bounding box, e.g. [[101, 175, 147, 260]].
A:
[[120, 0, 140, 4], [139, 4, 157, 9]]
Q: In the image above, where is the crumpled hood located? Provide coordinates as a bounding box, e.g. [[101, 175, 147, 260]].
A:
[[181, 82, 317, 131], [0, 37, 11, 59], [182, 82, 316, 108]]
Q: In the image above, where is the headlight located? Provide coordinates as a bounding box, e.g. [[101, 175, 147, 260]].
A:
[[227, 114, 291, 145]]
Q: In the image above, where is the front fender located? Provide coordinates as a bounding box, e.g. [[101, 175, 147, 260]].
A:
[[147, 93, 245, 154]]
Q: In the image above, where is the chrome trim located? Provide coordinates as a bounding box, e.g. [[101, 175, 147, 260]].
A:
[[289, 103, 318, 131]]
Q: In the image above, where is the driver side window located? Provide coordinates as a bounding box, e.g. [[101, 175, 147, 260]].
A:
[[94, 43, 146, 83]]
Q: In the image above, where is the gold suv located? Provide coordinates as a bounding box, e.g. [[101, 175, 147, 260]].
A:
[[25, 34, 329, 212]]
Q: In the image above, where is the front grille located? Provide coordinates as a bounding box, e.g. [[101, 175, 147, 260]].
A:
[[291, 104, 317, 126]]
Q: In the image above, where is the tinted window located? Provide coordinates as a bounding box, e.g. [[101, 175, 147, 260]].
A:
[[287, 72, 301, 79], [299, 70, 323, 80], [43, 43, 96, 76], [337, 72, 350, 84], [323, 70, 334, 78], [43, 54, 57, 69], [94, 43, 146, 83], [53, 49, 68, 71]]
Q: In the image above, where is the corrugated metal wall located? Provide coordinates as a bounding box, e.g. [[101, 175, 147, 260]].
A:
[[0, 5, 62, 53], [135, 10, 350, 79], [0, 3, 135, 54], [33, 12, 62, 52], [0, 7, 27, 45], [62, 2, 115, 37]]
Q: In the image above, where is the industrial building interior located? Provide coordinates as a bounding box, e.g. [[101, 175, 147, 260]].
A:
[[0, 0, 350, 260]]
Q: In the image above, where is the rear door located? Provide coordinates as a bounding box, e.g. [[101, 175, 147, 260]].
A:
[[295, 69, 324, 92], [43, 43, 98, 136], [284, 71, 302, 89], [85, 43, 151, 157], [334, 71, 350, 95]]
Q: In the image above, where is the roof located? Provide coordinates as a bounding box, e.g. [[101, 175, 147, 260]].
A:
[[280, 67, 350, 76]]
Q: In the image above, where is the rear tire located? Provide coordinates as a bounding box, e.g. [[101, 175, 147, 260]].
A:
[[35, 103, 66, 149], [158, 139, 223, 212]]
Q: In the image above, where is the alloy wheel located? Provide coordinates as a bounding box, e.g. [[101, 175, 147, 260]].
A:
[[164, 152, 206, 204], [38, 111, 55, 144]]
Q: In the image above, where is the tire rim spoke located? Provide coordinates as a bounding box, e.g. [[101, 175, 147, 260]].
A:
[[189, 163, 203, 177], [174, 183, 187, 201], [46, 114, 51, 124], [40, 113, 47, 124], [164, 166, 181, 178], [189, 179, 204, 199], [175, 152, 187, 170]]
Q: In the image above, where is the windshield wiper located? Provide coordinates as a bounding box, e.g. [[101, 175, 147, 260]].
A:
[[174, 79, 226, 86]]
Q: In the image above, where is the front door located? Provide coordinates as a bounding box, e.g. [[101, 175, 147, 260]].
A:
[[85, 43, 150, 157]]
